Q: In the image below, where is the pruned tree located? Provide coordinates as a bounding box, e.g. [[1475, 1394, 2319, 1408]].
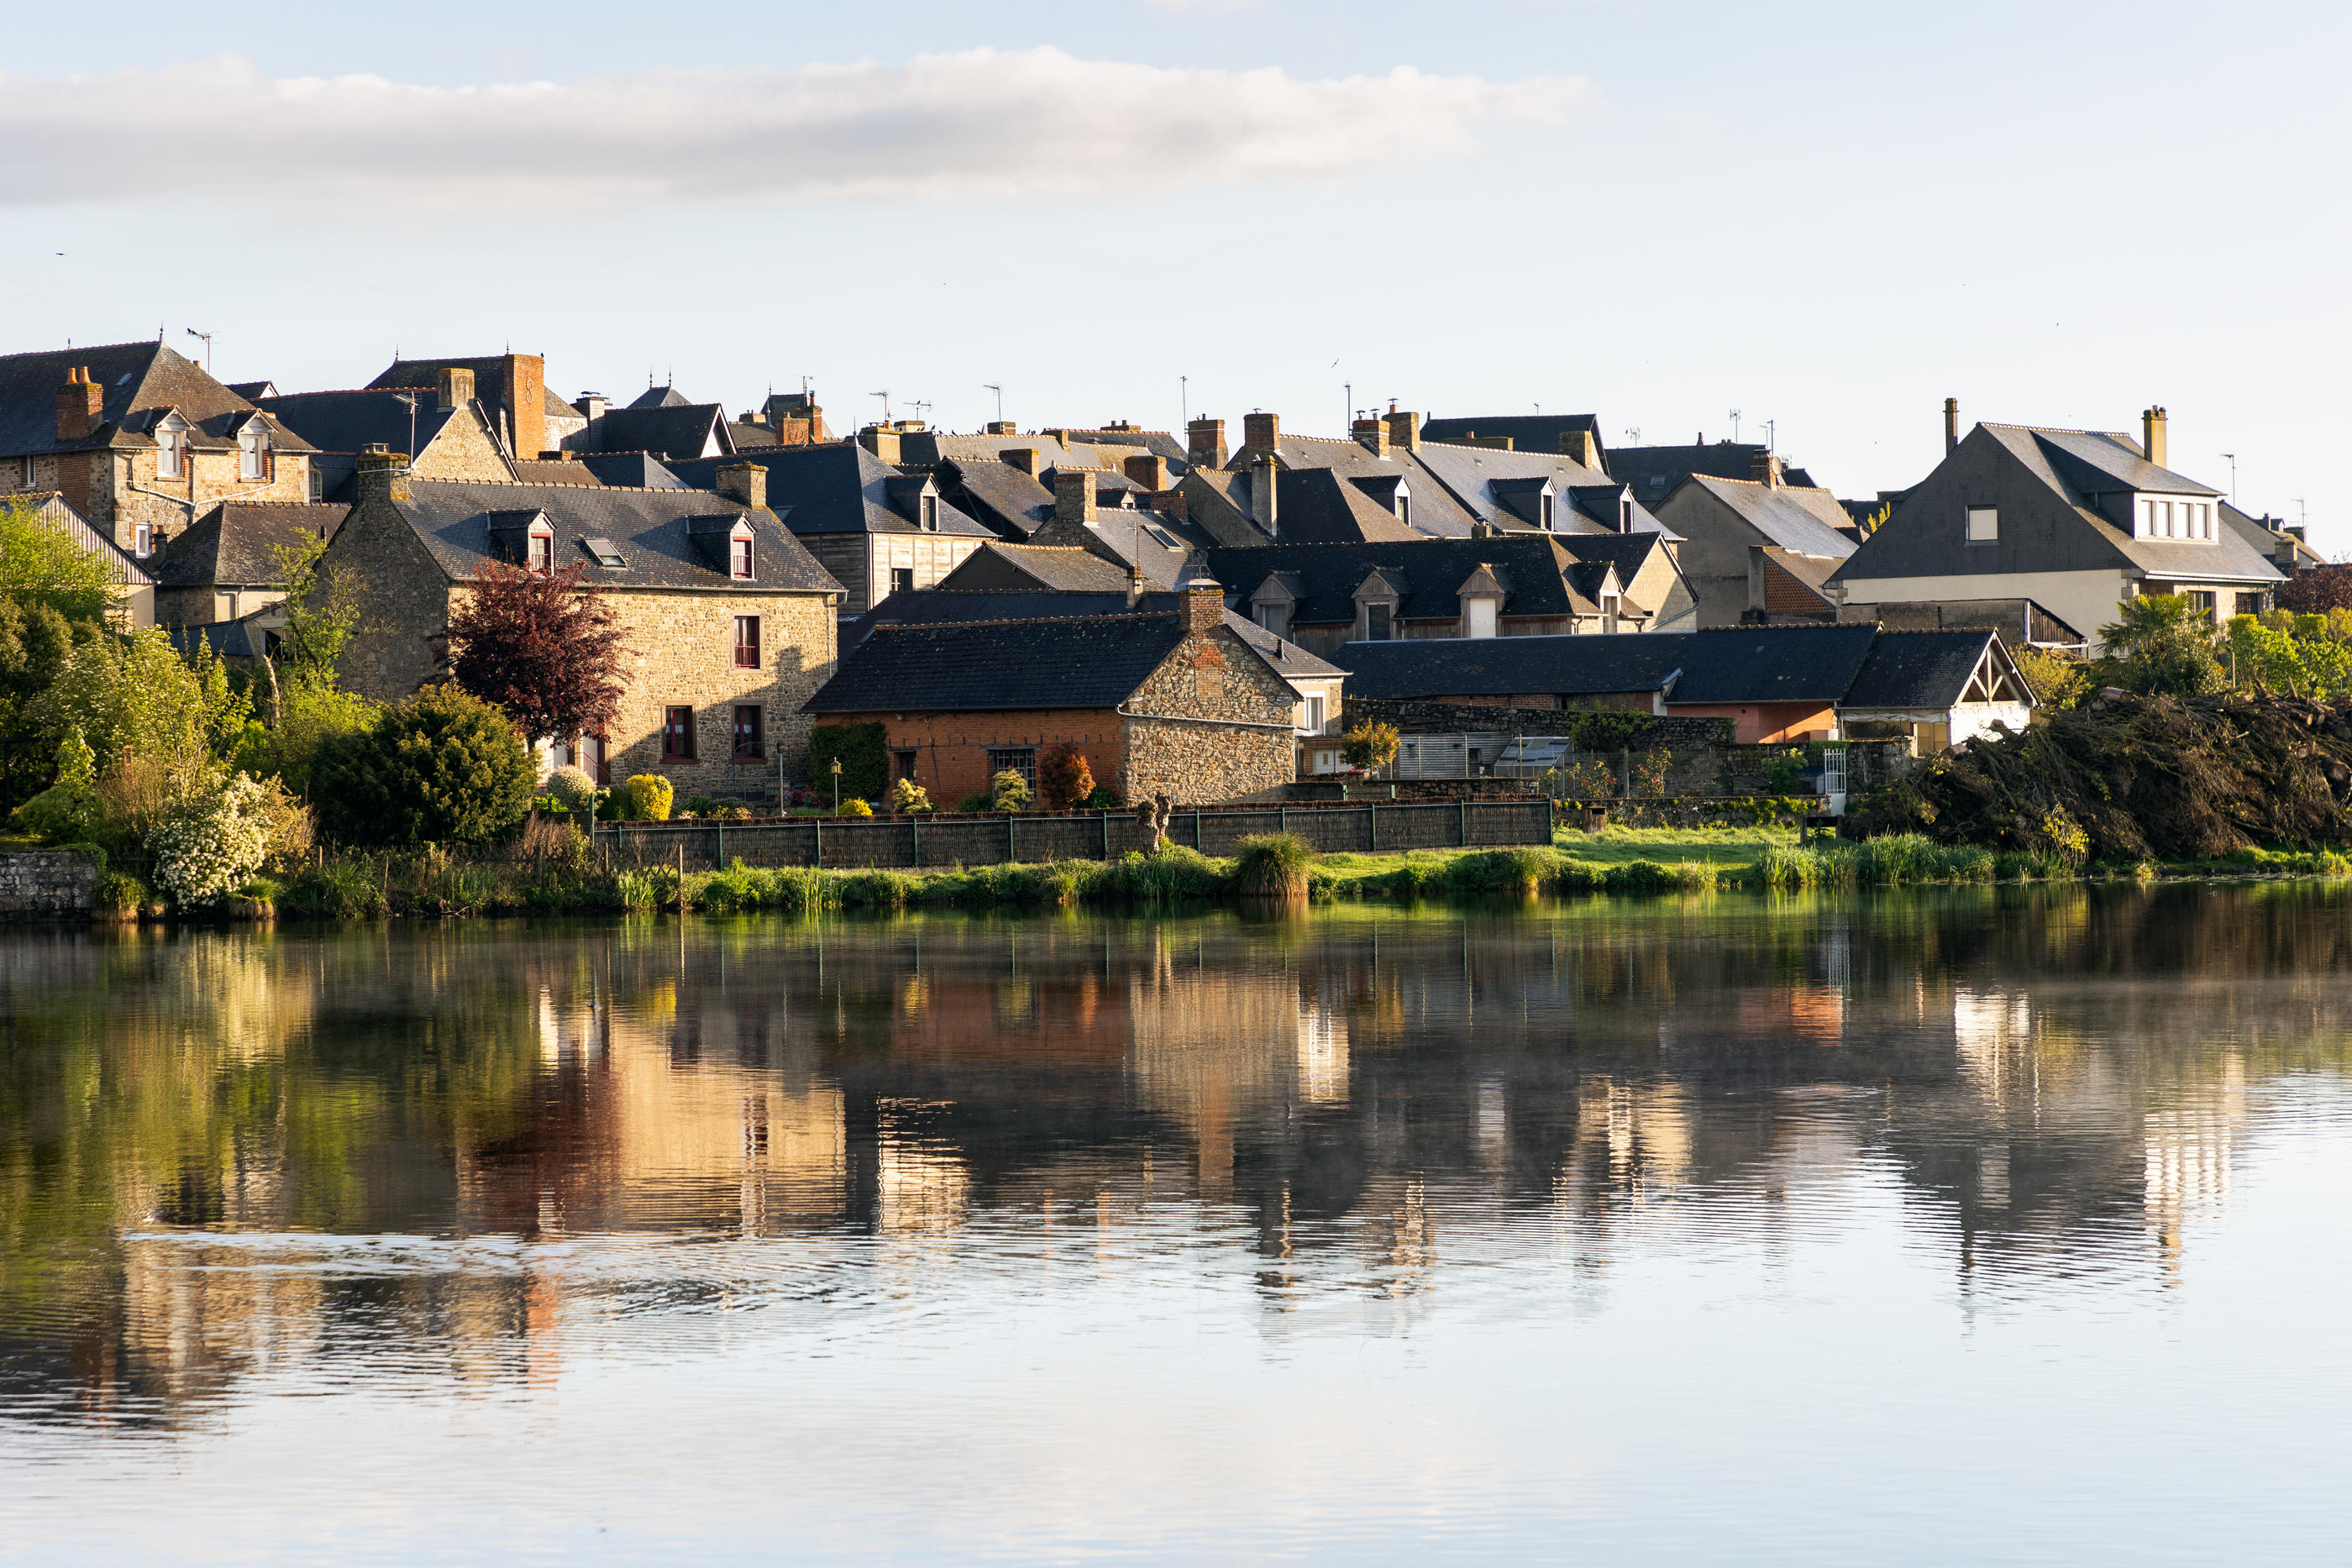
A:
[[444, 563, 627, 742]]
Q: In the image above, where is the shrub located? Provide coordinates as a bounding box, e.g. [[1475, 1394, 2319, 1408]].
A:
[[1563, 711, 1661, 752], [1037, 744, 1095, 810], [32, 626, 249, 774], [1441, 846, 1556, 896], [91, 869, 146, 916], [281, 859, 391, 919], [312, 686, 537, 846], [957, 792, 994, 814], [808, 723, 888, 801], [1082, 784, 1120, 810], [1099, 845, 1226, 902], [622, 774, 674, 822], [1341, 721, 1399, 773], [843, 797, 874, 817], [886, 777, 932, 815], [148, 774, 277, 906], [990, 769, 1032, 813], [543, 765, 603, 819], [444, 561, 627, 744], [1231, 832, 1312, 897], [8, 730, 102, 842]]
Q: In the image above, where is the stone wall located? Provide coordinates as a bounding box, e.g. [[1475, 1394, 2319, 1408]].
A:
[[321, 487, 457, 702], [413, 406, 519, 483], [605, 589, 837, 792], [58, 442, 314, 554], [1121, 714, 1294, 805], [1348, 696, 1733, 747], [835, 708, 1126, 808], [0, 850, 97, 918]]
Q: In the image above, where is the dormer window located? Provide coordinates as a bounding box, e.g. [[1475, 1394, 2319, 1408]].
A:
[[1465, 597, 1498, 638], [1539, 491, 1556, 531], [731, 527, 754, 579], [155, 422, 184, 479], [2134, 497, 2214, 540], [528, 525, 554, 574], [1602, 591, 1621, 633], [1256, 601, 1289, 636], [1620, 494, 1633, 532], [239, 427, 270, 481], [1395, 484, 1412, 526], [920, 494, 938, 532]]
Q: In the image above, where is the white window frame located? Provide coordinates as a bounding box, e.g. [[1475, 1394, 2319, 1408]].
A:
[[1601, 591, 1621, 632], [920, 493, 938, 532], [1301, 694, 1326, 735], [528, 526, 554, 574], [239, 428, 269, 481], [730, 525, 754, 580], [1255, 600, 1289, 636], [1394, 484, 1412, 525], [134, 522, 153, 558], [1465, 597, 1498, 638], [1965, 506, 1998, 543], [155, 427, 183, 479], [1538, 490, 1556, 531]]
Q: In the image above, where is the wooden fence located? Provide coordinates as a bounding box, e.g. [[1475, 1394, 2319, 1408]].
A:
[[595, 797, 1556, 873]]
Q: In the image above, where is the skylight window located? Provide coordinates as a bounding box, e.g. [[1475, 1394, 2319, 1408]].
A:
[[584, 537, 626, 568], [1146, 524, 1181, 548]]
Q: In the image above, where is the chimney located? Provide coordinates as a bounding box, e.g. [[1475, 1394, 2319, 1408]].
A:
[[55, 365, 102, 442], [1187, 417, 1227, 469], [1747, 545, 1768, 616], [355, 443, 411, 505], [506, 354, 546, 466], [1352, 416, 1390, 457], [1053, 466, 1097, 527], [1252, 451, 1279, 538], [2143, 406, 2168, 469], [574, 391, 609, 424], [1180, 577, 1224, 635], [437, 365, 475, 412], [1559, 428, 1602, 469], [717, 460, 766, 510], [984, 421, 1016, 436], [1385, 408, 1420, 453], [1001, 445, 1040, 477], [1242, 412, 1280, 452], [1123, 453, 1169, 491], [858, 425, 901, 464], [1748, 450, 1782, 488], [1944, 396, 1960, 456]]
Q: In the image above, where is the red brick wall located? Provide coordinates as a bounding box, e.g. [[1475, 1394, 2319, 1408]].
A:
[[832, 710, 1126, 807], [1666, 701, 1835, 744]]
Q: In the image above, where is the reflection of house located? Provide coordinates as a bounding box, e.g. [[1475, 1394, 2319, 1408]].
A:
[[805, 580, 1299, 805]]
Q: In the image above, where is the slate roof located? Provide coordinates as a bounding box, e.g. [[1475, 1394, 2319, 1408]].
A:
[[845, 589, 1346, 681], [1420, 414, 1604, 462], [225, 380, 276, 401], [1332, 625, 1884, 705], [1679, 475, 1859, 559], [951, 543, 1135, 592], [380, 480, 843, 595], [1609, 442, 1821, 501], [575, 452, 684, 488], [1203, 537, 1606, 624], [1408, 442, 1673, 538], [11, 493, 151, 586], [628, 385, 692, 410], [509, 459, 606, 487], [1268, 466, 1423, 543], [937, 455, 1058, 537], [1842, 631, 2008, 711], [806, 614, 1195, 713], [168, 612, 269, 663], [1251, 433, 1479, 536], [586, 403, 733, 460], [148, 501, 347, 590], [368, 356, 524, 391], [260, 389, 473, 457], [669, 444, 995, 538], [0, 340, 309, 459]]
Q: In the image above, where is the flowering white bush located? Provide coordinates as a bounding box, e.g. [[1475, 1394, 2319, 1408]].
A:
[[148, 774, 275, 905]]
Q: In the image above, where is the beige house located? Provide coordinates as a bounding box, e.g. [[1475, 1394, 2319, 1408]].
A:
[[1648, 460, 1858, 627], [324, 453, 843, 794], [261, 368, 516, 501]]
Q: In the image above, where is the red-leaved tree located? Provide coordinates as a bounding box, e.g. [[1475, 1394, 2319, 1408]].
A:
[[2276, 564, 2352, 616], [444, 564, 627, 742], [1037, 743, 1095, 810]]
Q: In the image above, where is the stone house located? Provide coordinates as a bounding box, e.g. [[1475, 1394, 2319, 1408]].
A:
[[0, 340, 317, 558], [147, 501, 347, 627], [261, 366, 515, 501], [323, 452, 843, 793], [367, 354, 560, 462], [1647, 459, 1860, 627], [1830, 406, 2284, 652], [804, 581, 1299, 807], [671, 437, 995, 616]]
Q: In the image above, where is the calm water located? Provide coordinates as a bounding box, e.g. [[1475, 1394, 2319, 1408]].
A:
[[3, 888, 2352, 1564]]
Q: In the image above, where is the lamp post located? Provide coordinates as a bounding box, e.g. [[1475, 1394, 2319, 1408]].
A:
[[831, 758, 842, 815]]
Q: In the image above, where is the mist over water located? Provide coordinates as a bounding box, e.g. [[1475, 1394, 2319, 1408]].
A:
[[4, 887, 2351, 1564]]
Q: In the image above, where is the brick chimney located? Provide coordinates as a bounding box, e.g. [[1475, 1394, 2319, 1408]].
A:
[[1352, 416, 1390, 457], [717, 460, 767, 510], [1242, 412, 1280, 453], [574, 391, 609, 424], [355, 443, 410, 505], [2143, 406, 2168, 469], [858, 425, 901, 464], [1748, 450, 1782, 488], [1944, 396, 1960, 457], [1001, 445, 1040, 477], [1558, 427, 1601, 469], [1123, 453, 1169, 491], [1187, 417, 1227, 469], [1052, 466, 1097, 527], [1385, 408, 1420, 453], [984, 421, 1016, 435], [1252, 451, 1279, 538], [55, 366, 102, 442], [506, 354, 546, 465], [437, 366, 475, 412], [1180, 576, 1224, 634]]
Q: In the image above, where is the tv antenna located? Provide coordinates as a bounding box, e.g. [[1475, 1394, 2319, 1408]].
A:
[[1729, 408, 1742, 443], [2222, 453, 2237, 506], [183, 328, 213, 373], [869, 390, 892, 422], [1762, 418, 1776, 453], [983, 383, 1003, 424]]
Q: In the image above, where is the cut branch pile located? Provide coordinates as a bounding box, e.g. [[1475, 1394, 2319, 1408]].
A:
[[1861, 691, 2352, 863]]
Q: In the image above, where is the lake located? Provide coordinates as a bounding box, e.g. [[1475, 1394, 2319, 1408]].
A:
[[4, 886, 2351, 1564]]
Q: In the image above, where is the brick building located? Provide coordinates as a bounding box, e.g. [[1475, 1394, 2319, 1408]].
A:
[[804, 581, 1299, 807], [323, 452, 843, 793], [368, 354, 559, 462], [0, 340, 317, 557]]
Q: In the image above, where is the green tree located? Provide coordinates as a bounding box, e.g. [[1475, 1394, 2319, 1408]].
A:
[[233, 535, 376, 794], [0, 496, 115, 624], [312, 685, 536, 845], [2098, 594, 2224, 698], [1341, 721, 1400, 772], [2014, 646, 2093, 711], [30, 627, 249, 771]]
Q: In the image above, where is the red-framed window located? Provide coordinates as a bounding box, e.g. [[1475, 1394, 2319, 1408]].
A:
[[733, 705, 764, 760], [663, 705, 696, 760], [734, 615, 760, 669], [528, 528, 554, 574], [731, 532, 753, 579]]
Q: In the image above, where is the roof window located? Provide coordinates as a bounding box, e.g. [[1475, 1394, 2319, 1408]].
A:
[[584, 537, 626, 568]]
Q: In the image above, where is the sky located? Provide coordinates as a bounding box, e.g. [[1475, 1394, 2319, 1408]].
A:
[[2, 0, 2343, 546]]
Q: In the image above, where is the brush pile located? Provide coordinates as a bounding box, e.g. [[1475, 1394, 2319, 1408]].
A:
[[1859, 690, 2352, 863]]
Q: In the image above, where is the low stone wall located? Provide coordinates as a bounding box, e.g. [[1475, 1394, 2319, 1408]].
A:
[[0, 849, 97, 919], [1345, 699, 1735, 748]]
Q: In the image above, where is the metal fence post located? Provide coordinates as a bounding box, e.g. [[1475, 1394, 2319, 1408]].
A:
[[1366, 803, 1376, 852], [813, 820, 822, 868], [910, 816, 920, 868], [1458, 799, 1469, 845], [714, 822, 724, 868]]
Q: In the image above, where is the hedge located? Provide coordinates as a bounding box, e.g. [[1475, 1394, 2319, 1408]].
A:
[[807, 721, 887, 800]]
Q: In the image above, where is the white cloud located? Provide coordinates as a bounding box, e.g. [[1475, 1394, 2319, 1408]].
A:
[[0, 50, 1582, 211]]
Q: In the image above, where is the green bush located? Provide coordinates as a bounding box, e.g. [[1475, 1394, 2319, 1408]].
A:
[[1441, 846, 1556, 896], [622, 774, 674, 822], [281, 860, 390, 919], [1564, 711, 1663, 752], [1099, 845, 1226, 902], [808, 723, 888, 801], [312, 686, 537, 846], [990, 769, 1032, 812], [91, 869, 146, 915], [957, 792, 994, 814], [886, 777, 932, 815], [1082, 784, 1120, 810], [1231, 833, 1313, 897], [543, 765, 602, 819], [8, 731, 103, 844]]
